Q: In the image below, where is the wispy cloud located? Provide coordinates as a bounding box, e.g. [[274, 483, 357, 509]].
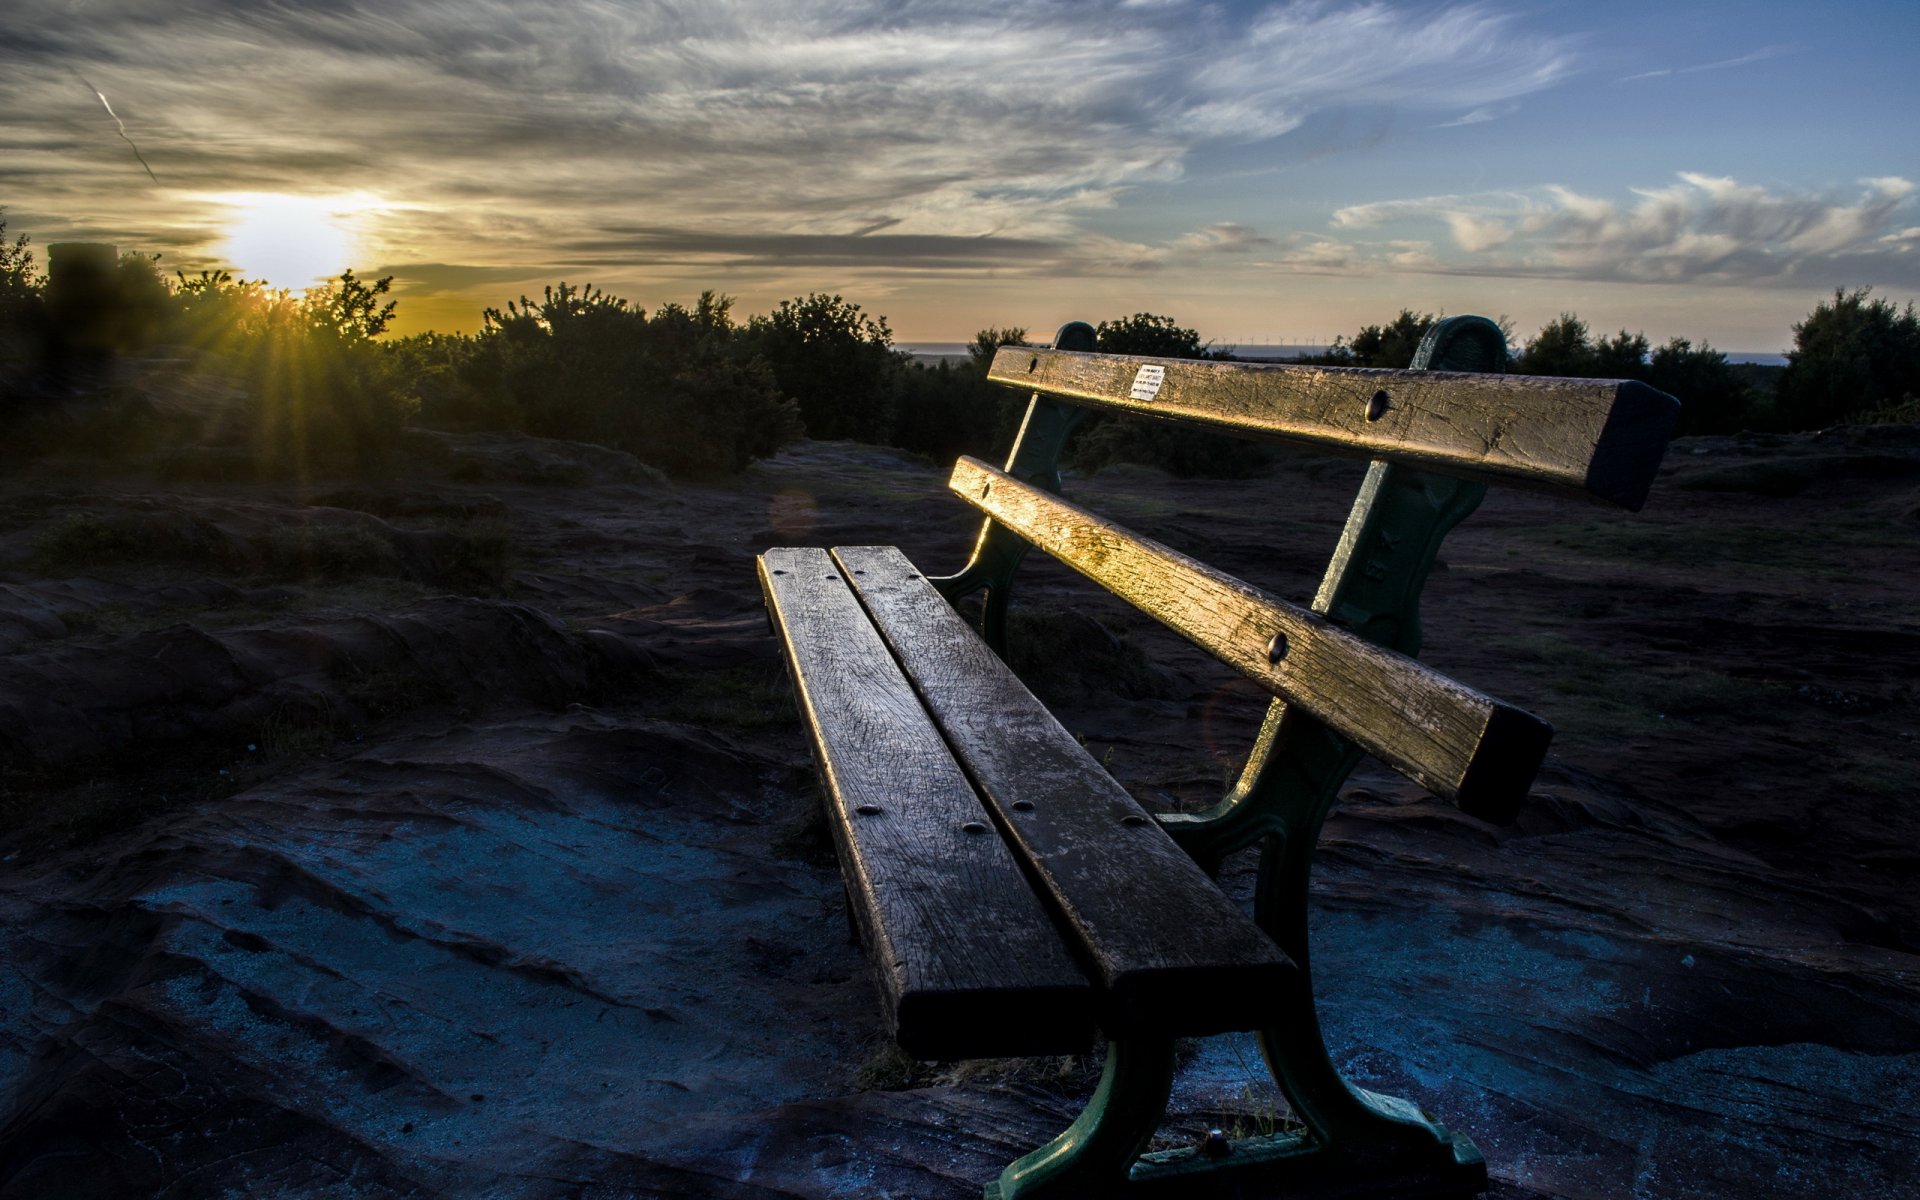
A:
[[0, 0, 1579, 292], [1430, 103, 1516, 128], [1327, 174, 1920, 287], [1620, 44, 1792, 83], [1172, 223, 1276, 254]]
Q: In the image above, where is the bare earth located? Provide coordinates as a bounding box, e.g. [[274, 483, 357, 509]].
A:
[[1, 425, 1916, 1199]]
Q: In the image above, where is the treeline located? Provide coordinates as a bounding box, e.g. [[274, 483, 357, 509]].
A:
[[3, 212, 1917, 482]]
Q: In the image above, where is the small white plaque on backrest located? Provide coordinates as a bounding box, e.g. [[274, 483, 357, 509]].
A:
[[1129, 364, 1166, 402]]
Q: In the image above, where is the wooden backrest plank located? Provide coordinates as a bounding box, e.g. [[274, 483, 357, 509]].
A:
[[831, 545, 1295, 1038], [986, 346, 1678, 510], [757, 547, 1094, 1058], [947, 459, 1551, 821]]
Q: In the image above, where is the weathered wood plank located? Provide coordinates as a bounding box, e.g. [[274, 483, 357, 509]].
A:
[[986, 346, 1678, 510], [946, 460, 1551, 822], [833, 545, 1296, 1039], [757, 547, 1094, 1058]]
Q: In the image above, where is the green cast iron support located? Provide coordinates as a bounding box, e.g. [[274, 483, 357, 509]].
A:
[[930, 322, 1095, 655], [1152, 316, 1509, 1195], [986, 1037, 1176, 1200]]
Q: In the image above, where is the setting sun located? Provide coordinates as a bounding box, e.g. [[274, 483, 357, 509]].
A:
[[214, 193, 365, 289]]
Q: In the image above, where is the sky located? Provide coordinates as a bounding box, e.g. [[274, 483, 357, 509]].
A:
[[2, 0, 1917, 351]]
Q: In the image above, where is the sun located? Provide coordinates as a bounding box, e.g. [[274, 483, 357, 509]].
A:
[[214, 193, 365, 289]]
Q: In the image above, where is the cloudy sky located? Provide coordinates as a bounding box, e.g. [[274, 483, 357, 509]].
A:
[[3, 0, 1917, 350]]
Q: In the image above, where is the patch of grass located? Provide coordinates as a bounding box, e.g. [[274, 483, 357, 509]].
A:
[[1515, 517, 1914, 580], [1834, 747, 1915, 800], [1006, 606, 1178, 705], [0, 755, 244, 849], [337, 662, 459, 721], [266, 523, 403, 580], [650, 662, 796, 730], [852, 1044, 932, 1092], [424, 515, 516, 589], [29, 514, 150, 572], [1490, 632, 1777, 737], [254, 699, 348, 759]]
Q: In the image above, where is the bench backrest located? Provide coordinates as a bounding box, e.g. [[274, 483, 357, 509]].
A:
[[935, 318, 1679, 827]]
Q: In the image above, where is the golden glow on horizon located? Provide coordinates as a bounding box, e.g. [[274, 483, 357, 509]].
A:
[[214, 193, 366, 290]]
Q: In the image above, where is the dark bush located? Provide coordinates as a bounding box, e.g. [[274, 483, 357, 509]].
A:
[[1514, 313, 1761, 435], [1064, 313, 1274, 479], [891, 358, 1024, 462], [743, 293, 901, 442], [449, 285, 800, 477], [1775, 287, 1920, 430]]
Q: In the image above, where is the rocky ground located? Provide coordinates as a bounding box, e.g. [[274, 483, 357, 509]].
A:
[[0, 423, 1916, 1199]]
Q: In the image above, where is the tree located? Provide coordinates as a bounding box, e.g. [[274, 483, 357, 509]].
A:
[[1072, 313, 1271, 477], [456, 283, 799, 475], [1775, 287, 1920, 429], [0, 209, 37, 297], [745, 293, 901, 442], [1648, 338, 1757, 436], [0, 210, 47, 386], [1346, 309, 1436, 368], [307, 269, 397, 342], [1518, 313, 1762, 433], [1095, 313, 1205, 358], [1590, 328, 1651, 379], [968, 326, 1028, 374], [1517, 313, 1597, 376]]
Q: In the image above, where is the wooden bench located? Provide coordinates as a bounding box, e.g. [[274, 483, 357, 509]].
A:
[[757, 316, 1678, 1199]]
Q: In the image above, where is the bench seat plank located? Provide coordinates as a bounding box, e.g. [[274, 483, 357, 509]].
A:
[[758, 547, 1094, 1059], [987, 346, 1678, 510], [948, 459, 1551, 823], [833, 545, 1296, 1038]]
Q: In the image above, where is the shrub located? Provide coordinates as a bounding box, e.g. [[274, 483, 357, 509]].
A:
[[891, 358, 1022, 462], [450, 285, 800, 477], [0, 213, 49, 403], [1775, 287, 1920, 430], [1648, 338, 1758, 436], [744, 293, 902, 442], [30, 514, 148, 572], [968, 326, 1028, 374], [1066, 313, 1273, 479], [1516, 313, 1760, 435], [219, 275, 417, 472], [266, 523, 402, 579]]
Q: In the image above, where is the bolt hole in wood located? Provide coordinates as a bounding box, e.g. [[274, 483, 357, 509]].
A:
[[1366, 389, 1391, 421], [855, 804, 883, 816], [1121, 814, 1148, 827], [1266, 632, 1290, 663], [961, 821, 989, 834], [1011, 800, 1035, 812], [1028, 356, 1039, 372]]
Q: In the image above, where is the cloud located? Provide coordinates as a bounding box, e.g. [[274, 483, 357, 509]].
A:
[[1620, 44, 1792, 83], [374, 262, 548, 296], [1172, 222, 1275, 253], [0, 0, 1579, 289], [1321, 174, 1920, 288], [1430, 103, 1515, 129]]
